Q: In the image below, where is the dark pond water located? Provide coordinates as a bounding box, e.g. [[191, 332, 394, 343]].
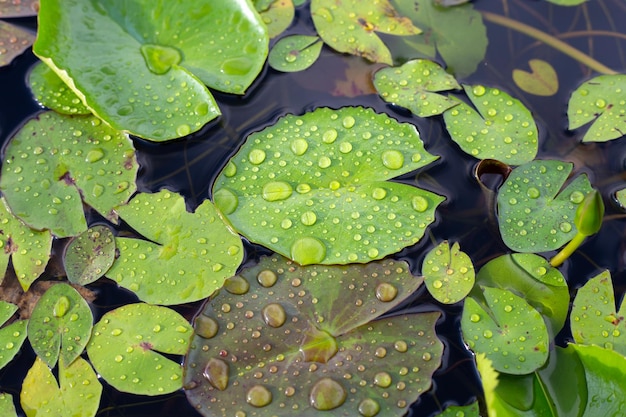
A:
[[1, 0, 626, 416]]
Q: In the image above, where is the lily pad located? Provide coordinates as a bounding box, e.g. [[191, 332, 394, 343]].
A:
[[213, 106, 444, 265], [0, 301, 28, 370], [443, 84, 538, 165], [0, 196, 52, 291], [268, 35, 323, 72], [422, 241, 474, 304], [0, 111, 138, 238], [462, 287, 549, 374], [64, 225, 115, 286], [20, 356, 102, 417], [34, 0, 269, 140], [373, 59, 461, 117], [310, 0, 420, 65], [0, 21, 35, 67], [0, 0, 38, 17], [0, 393, 17, 417], [106, 190, 243, 305], [615, 187, 626, 209], [87, 303, 193, 395], [28, 61, 91, 115], [513, 59, 559, 97], [27, 283, 93, 368], [256, 0, 295, 38], [497, 160, 593, 252], [184, 255, 443, 417], [435, 402, 480, 417], [568, 74, 626, 142]]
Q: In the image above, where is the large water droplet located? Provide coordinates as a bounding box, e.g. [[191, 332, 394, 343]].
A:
[[248, 149, 266, 165], [291, 237, 326, 265], [375, 283, 398, 302], [358, 398, 381, 417], [382, 150, 404, 170], [309, 378, 347, 410], [262, 181, 293, 202], [213, 188, 239, 214], [374, 371, 392, 387], [86, 149, 105, 163], [246, 385, 272, 407], [203, 358, 229, 391], [53, 296, 70, 318], [301, 211, 317, 226], [195, 316, 219, 339], [262, 303, 287, 328], [411, 195, 429, 212], [224, 276, 250, 295], [291, 138, 308, 155], [257, 270, 278, 287]]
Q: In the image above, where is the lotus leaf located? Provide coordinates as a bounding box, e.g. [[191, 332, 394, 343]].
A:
[[0, 21, 34, 67], [28, 62, 91, 115], [106, 190, 243, 305], [87, 303, 192, 395], [184, 255, 443, 417], [256, 0, 295, 38], [213, 106, 444, 265], [64, 225, 115, 286], [0, 111, 138, 238], [34, 0, 269, 140], [0, 393, 16, 417], [373, 59, 461, 117], [269, 35, 323, 72], [513, 59, 559, 97], [20, 356, 102, 417], [310, 0, 420, 65], [422, 241, 474, 304], [0, 301, 27, 370], [443, 84, 538, 165], [568, 74, 626, 142]]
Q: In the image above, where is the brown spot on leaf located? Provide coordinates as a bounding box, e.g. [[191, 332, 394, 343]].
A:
[[140, 341, 154, 351]]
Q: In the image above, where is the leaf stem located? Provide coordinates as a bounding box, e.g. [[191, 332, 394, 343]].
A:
[[481, 11, 618, 75], [550, 232, 586, 267]]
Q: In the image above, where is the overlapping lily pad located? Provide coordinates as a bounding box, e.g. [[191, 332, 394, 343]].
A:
[[184, 255, 443, 417], [28, 62, 91, 115], [0, 21, 35, 67], [268, 35, 323, 72], [0, 301, 28, 370], [0, 111, 138, 238], [64, 225, 115, 285], [106, 190, 243, 305], [422, 241, 474, 304], [436, 402, 480, 417], [256, 0, 295, 38], [0, 393, 16, 417], [0, 0, 38, 17], [213, 106, 444, 265]]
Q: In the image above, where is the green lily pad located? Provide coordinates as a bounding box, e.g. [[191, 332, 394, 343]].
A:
[[268, 35, 323, 72], [546, 0, 587, 5], [184, 255, 443, 417], [64, 225, 115, 286], [87, 303, 193, 395], [0, 21, 35, 67], [497, 160, 593, 252], [106, 190, 243, 305], [28, 62, 91, 115], [422, 241, 474, 304], [443, 84, 538, 165], [0, 393, 17, 417], [20, 356, 102, 417], [462, 287, 549, 374], [615, 187, 626, 209], [435, 402, 480, 417], [0, 301, 28, 370], [27, 283, 93, 368], [34, 0, 269, 140], [0, 111, 138, 238], [513, 59, 559, 97], [568, 74, 626, 142], [0, 0, 38, 17], [213, 106, 444, 265], [310, 0, 420, 65], [373, 59, 461, 117], [0, 196, 52, 291], [256, 0, 295, 38]]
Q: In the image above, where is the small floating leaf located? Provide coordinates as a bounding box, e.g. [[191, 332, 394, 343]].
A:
[[257, 0, 295, 38], [213, 106, 443, 265], [28, 62, 91, 115], [0, 393, 17, 417], [615, 187, 626, 209], [422, 241, 474, 304], [435, 401, 480, 417], [512, 59, 559, 96], [0, 301, 28, 370], [64, 225, 115, 285], [87, 303, 193, 395], [106, 190, 243, 305], [373, 59, 461, 117], [443, 84, 538, 164], [0, 21, 35, 67], [269, 35, 323, 72]]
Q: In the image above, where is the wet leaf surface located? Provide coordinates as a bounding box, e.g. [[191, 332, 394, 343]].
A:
[[0, 111, 138, 238], [257, 0, 294, 38], [87, 303, 193, 395], [106, 190, 243, 305], [184, 255, 442, 417], [422, 241, 474, 304], [64, 225, 115, 286], [269, 35, 323, 72], [0, 20, 34, 67], [435, 401, 480, 417], [513, 59, 559, 97], [213, 106, 444, 265], [28, 62, 91, 115], [0, 301, 27, 370], [0, 0, 38, 17], [0, 393, 17, 417]]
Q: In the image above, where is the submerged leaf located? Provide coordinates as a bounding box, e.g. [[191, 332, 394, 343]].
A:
[[422, 241, 474, 304], [512, 59, 559, 97], [64, 225, 115, 285], [184, 256, 443, 417], [28, 62, 91, 115], [213, 107, 444, 265], [0, 21, 35, 67], [0, 301, 28, 370], [269, 35, 323, 72]]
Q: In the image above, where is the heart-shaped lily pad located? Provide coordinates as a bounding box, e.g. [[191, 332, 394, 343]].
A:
[[512, 59, 559, 97], [0, 393, 16, 417], [64, 225, 115, 286], [34, 0, 268, 140], [311, 0, 420, 65], [443, 84, 538, 165], [0, 301, 28, 370], [462, 286, 549, 374], [0, 111, 138, 238], [184, 255, 443, 417], [87, 303, 193, 395], [422, 241, 474, 304], [0, 21, 35, 67], [27, 283, 93, 368], [213, 106, 444, 265], [28, 62, 91, 115], [568, 74, 626, 142], [497, 160, 593, 252], [268, 35, 323, 72], [106, 190, 243, 305], [373, 59, 461, 117]]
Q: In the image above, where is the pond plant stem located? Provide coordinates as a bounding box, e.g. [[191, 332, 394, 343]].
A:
[[481, 11, 618, 75], [550, 232, 585, 267]]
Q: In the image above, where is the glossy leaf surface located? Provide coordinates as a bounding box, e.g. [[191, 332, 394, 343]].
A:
[[0, 301, 27, 370], [256, 0, 295, 38], [268, 35, 323, 72], [0, 393, 17, 417], [64, 225, 115, 285], [513, 59, 559, 96], [213, 106, 443, 265], [0, 21, 34, 67], [422, 241, 474, 304], [28, 62, 91, 115], [435, 402, 480, 417]]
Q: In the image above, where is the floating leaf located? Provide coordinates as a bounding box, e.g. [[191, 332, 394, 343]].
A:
[[462, 287, 549, 374], [184, 256, 443, 417], [0, 196, 52, 291], [106, 190, 243, 305], [213, 106, 444, 265], [568, 74, 626, 142], [257, 0, 295, 38], [546, 0, 587, 5], [0, 301, 28, 370], [512, 59, 559, 96], [0, 393, 17, 417], [615, 187, 626, 209], [87, 303, 193, 395], [34, 0, 269, 140], [0, 21, 35, 67], [27, 283, 93, 368], [497, 160, 593, 252], [64, 225, 115, 286], [269, 35, 323, 72], [310, 0, 420, 65], [373, 59, 461, 117], [28, 61, 91, 115], [20, 356, 102, 417], [443, 84, 538, 164], [0, 111, 138, 238], [435, 402, 480, 417], [422, 241, 474, 304], [0, 0, 38, 17]]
